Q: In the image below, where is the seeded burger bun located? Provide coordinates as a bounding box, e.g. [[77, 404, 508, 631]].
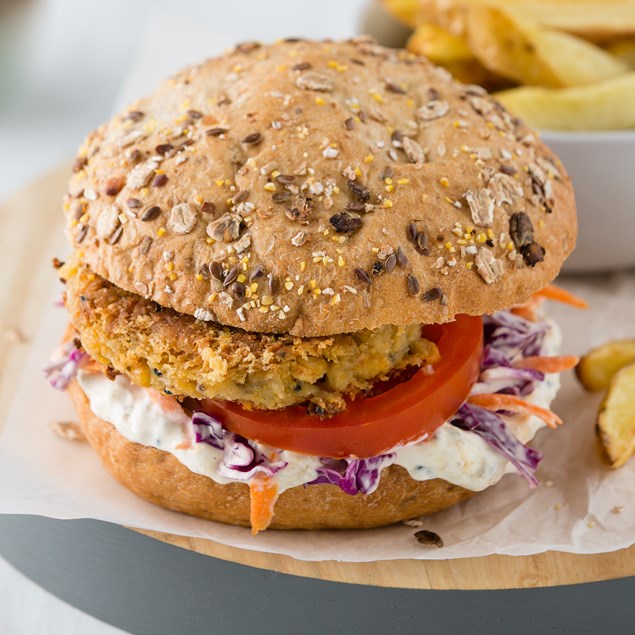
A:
[[60, 37, 577, 532], [66, 38, 575, 338]]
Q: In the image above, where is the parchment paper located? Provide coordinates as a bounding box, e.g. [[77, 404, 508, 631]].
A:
[[1, 14, 635, 562]]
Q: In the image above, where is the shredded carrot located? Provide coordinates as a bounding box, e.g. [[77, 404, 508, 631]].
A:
[[249, 478, 279, 535], [78, 358, 103, 374], [511, 296, 545, 322], [148, 391, 182, 414], [513, 355, 579, 374], [467, 393, 563, 429], [534, 284, 588, 309]]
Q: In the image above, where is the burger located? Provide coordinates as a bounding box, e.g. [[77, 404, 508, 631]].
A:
[[46, 37, 580, 534]]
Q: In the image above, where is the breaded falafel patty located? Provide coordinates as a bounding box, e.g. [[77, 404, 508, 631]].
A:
[[65, 263, 440, 412]]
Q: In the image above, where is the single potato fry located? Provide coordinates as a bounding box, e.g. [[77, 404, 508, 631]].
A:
[[407, 22, 473, 63], [495, 72, 635, 130], [576, 340, 635, 392], [466, 6, 629, 88], [597, 362, 635, 468], [606, 39, 635, 68]]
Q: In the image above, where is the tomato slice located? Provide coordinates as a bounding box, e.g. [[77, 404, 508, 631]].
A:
[[197, 315, 483, 459]]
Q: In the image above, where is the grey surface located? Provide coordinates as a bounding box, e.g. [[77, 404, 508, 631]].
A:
[[0, 515, 634, 634]]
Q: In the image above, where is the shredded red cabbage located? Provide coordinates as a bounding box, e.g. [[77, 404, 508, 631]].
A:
[[43, 344, 87, 391], [452, 403, 543, 487], [308, 455, 394, 495], [483, 311, 548, 361], [192, 411, 287, 481], [472, 366, 545, 397], [477, 311, 549, 397]]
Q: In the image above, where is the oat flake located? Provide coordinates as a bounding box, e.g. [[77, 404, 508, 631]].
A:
[[169, 203, 198, 235]]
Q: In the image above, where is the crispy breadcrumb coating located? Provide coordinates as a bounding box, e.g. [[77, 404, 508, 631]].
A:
[[64, 265, 439, 412]]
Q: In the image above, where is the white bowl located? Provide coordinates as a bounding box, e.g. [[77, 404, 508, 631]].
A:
[[541, 130, 635, 273]]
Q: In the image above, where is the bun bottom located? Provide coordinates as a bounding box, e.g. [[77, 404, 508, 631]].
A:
[[68, 381, 475, 530]]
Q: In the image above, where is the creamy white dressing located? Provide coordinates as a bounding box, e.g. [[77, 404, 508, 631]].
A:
[[77, 319, 561, 494]]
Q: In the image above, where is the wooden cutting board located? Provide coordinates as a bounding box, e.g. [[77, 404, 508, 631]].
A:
[[3, 164, 635, 590]]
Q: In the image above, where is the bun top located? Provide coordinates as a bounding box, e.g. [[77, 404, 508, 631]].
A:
[[65, 37, 576, 337]]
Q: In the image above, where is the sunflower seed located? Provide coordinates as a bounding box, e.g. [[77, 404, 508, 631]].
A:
[[509, 212, 534, 249], [347, 179, 371, 202], [520, 242, 546, 267], [329, 211, 362, 233], [414, 530, 444, 548]]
